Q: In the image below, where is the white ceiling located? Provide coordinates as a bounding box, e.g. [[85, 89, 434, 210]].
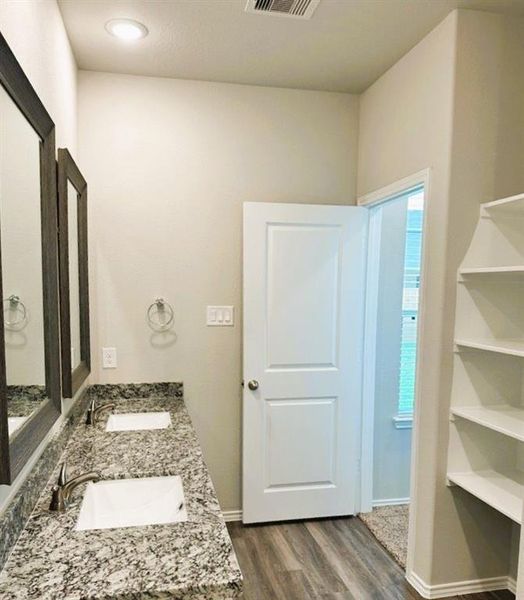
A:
[[58, 0, 524, 93]]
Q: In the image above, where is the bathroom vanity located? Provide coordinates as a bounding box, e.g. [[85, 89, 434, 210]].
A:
[[0, 383, 243, 599], [0, 34, 241, 599]]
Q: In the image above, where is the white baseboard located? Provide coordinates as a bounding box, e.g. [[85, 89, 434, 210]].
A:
[[222, 509, 242, 522], [507, 576, 516, 594], [225, 503, 411, 517], [407, 571, 514, 599], [372, 497, 410, 507]]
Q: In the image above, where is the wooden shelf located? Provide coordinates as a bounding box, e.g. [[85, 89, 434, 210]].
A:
[[482, 192, 524, 216], [447, 469, 524, 524], [451, 405, 524, 442], [455, 339, 524, 357]]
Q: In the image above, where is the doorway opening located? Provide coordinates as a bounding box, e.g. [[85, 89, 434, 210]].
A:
[[241, 179, 429, 569], [359, 176, 427, 571]]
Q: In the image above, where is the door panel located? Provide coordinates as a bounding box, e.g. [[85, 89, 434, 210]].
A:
[[267, 224, 341, 369], [243, 202, 368, 523], [265, 396, 337, 489]]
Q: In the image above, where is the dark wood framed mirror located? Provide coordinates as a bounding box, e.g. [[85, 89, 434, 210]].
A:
[[57, 149, 90, 398], [0, 34, 61, 483]]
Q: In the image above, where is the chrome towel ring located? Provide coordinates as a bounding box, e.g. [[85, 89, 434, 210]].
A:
[[147, 297, 174, 331], [3, 294, 27, 330]]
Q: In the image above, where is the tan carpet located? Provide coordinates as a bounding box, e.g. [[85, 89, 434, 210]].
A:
[[359, 504, 409, 568]]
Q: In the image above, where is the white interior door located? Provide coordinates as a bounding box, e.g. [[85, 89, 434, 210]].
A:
[[243, 202, 368, 523]]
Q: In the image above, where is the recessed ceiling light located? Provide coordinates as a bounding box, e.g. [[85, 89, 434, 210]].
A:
[[105, 18, 148, 41]]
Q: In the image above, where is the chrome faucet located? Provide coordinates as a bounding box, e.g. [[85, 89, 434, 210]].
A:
[[49, 462, 100, 512], [86, 398, 116, 425]]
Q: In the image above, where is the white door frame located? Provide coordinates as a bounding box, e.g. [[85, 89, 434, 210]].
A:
[[357, 168, 431, 578]]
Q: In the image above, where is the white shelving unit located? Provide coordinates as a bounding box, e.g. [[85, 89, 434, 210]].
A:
[[447, 192, 524, 592]]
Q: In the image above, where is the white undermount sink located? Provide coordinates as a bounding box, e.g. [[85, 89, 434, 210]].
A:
[[75, 475, 187, 531], [105, 411, 172, 432]]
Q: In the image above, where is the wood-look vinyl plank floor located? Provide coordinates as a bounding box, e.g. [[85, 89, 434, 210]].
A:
[[227, 517, 515, 600]]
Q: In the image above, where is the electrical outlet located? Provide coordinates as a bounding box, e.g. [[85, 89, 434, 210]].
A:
[[102, 347, 117, 369]]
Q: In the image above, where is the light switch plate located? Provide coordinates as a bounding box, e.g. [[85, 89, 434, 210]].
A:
[[102, 347, 117, 369], [207, 306, 234, 327]]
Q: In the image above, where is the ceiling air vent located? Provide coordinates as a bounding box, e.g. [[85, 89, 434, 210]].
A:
[[245, 0, 321, 19]]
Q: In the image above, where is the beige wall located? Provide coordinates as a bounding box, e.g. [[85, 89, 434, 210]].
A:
[[0, 0, 77, 153], [358, 14, 457, 581], [78, 71, 359, 510], [438, 8, 524, 585], [0, 0, 78, 510], [359, 8, 524, 588]]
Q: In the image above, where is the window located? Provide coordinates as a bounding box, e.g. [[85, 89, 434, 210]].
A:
[[397, 190, 424, 417]]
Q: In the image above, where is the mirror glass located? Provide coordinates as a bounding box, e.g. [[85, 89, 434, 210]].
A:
[[67, 181, 81, 371], [0, 86, 47, 439]]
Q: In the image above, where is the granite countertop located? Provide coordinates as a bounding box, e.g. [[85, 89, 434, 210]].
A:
[[7, 385, 47, 418], [0, 395, 243, 600]]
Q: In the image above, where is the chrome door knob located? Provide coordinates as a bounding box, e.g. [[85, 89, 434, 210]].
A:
[[248, 380, 259, 391]]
